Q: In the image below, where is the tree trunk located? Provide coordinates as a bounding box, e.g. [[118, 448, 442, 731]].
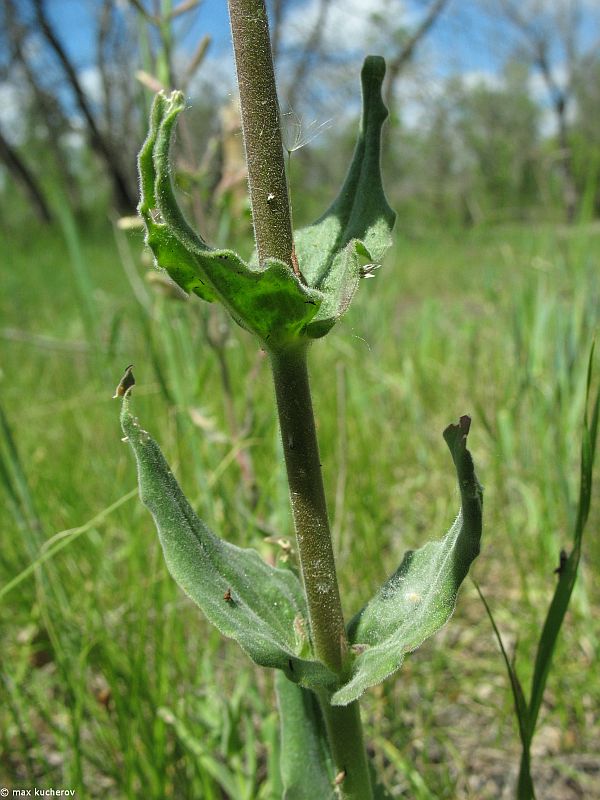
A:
[[33, 0, 137, 212], [383, 0, 450, 112], [554, 97, 579, 223], [5, 0, 81, 208], [0, 128, 53, 223]]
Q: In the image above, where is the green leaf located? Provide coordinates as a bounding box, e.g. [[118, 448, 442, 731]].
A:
[[474, 347, 598, 800], [137, 91, 322, 347], [526, 344, 598, 738], [294, 56, 396, 338], [121, 395, 336, 690], [332, 416, 483, 705], [137, 92, 217, 304], [275, 673, 334, 800]]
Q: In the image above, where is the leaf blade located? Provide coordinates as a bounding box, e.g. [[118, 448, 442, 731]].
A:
[[276, 674, 334, 800], [333, 416, 483, 705], [121, 396, 335, 689], [293, 56, 396, 337], [526, 346, 598, 736], [137, 90, 323, 346]]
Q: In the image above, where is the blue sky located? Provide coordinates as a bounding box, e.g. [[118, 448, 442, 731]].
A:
[[46, 0, 508, 80], [31, 0, 600, 136]]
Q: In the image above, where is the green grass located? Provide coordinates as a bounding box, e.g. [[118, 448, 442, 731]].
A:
[[1, 216, 599, 798]]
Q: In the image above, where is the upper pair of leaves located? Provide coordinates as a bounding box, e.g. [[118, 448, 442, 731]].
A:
[[122, 397, 482, 707], [137, 56, 395, 347]]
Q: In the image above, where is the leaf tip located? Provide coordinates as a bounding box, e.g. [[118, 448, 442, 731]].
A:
[[362, 55, 386, 84], [118, 386, 138, 443], [459, 414, 471, 435], [113, 364, 135, 399], [443, 414, 472, 453]]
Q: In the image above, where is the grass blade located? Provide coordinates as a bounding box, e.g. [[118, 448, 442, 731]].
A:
[[527, 345, 598, 734]]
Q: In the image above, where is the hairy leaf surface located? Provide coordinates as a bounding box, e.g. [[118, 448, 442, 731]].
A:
[[121, 396, 336, 689], [294, 56, 396, 338], [138, 91, 322, 347], [333, 417, 483, 705]]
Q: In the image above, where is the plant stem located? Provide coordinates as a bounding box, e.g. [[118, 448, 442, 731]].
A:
[[319, 691, 375, 799], [227, 0, 294, 268], [227, 2, 373, 796], [270, 345, 346, 672], [271, 346, 374, 800]]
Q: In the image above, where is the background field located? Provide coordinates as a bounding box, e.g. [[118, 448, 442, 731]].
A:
[[1, 212, 599, 798], [2, 0, 600, 797]]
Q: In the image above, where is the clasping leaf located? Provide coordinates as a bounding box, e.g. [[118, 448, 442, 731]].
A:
[[137, 56, 395, 346], [294, 56, 396, 338], [138, 92, 322, 348], [332, 416, 483, 705], [121, 395, 336, 690]]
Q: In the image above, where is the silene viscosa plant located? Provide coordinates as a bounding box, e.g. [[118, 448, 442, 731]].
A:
[[119, 1, 483, 797]]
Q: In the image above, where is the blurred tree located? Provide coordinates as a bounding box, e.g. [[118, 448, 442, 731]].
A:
[[2, 0, 80, 209], [0, 0, 142, 212], [382, 0, 450, 114], [31, 0, 138, 211], [268, 0, 293, 63], [0, 126, 53, 222], [493, 0, 598, 222], [452, 64, 540, 222], [385, 64, 541, 228], [570, 52, 600, 217]]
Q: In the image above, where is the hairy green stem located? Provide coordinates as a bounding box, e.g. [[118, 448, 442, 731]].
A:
[[227, 0, 294, 268], [227, 2, 373, 795], [270, 345, 346, 673], [272, 346, 374, 800], [318, 692, 374, 799]]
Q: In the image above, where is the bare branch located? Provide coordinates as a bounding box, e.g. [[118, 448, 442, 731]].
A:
[[0, 126, 52, 223], [384, 0, 450, 110], [497, 0, 586, 222], [32, 0, 136, 210], [286, 0, 332, 111]]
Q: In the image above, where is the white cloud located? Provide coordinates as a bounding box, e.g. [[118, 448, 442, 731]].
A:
[[283, 0, 410, 56], [460, 69, 502, 91], [0, 82, 25, 142], [79, 65, 103, 105]]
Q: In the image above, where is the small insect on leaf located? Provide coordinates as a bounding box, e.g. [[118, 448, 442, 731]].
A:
[[360, 263, 380, 279], [113, 365, 135, 399], [223, 587, 233, 603], [334, 770, 346, 785]]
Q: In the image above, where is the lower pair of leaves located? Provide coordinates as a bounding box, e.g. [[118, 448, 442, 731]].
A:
[[121, 397, 482, 707]]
